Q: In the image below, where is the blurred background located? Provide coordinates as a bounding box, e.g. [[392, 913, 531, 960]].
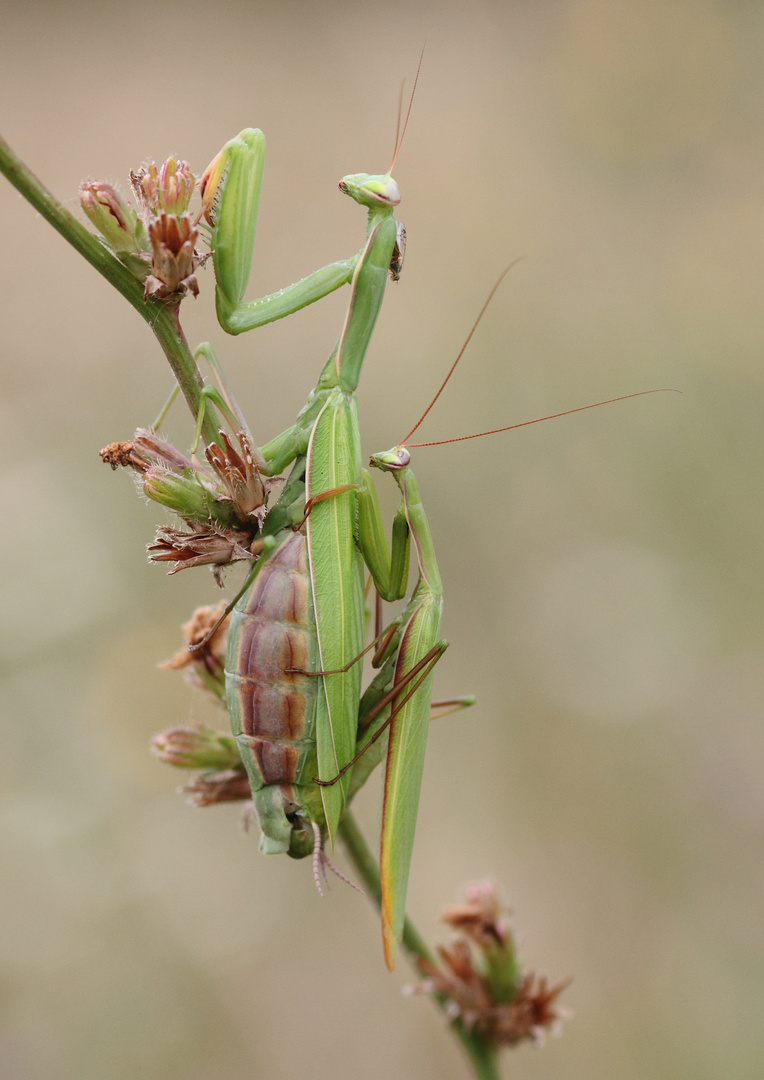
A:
[[2, 1, 763, 1077]]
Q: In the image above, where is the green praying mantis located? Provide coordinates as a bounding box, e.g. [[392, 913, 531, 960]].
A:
[[197, 94, 439, 966]]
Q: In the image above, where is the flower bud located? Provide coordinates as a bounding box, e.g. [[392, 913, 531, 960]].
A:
[[143, 466, 210, 518], [80, 180, 148, 253], [132, 158, 195, 215], [152, 725, 241, 770]]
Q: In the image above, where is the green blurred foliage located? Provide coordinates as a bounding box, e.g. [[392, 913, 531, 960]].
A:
[[1, 1, 763, 1077]]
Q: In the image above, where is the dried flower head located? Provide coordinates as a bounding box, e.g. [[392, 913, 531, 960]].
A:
[[144, 213, 200, 300], [100, 440, 153, 472], [409, 880, 571, 1050], [149, 521, 255, 583], [100, 430, 196, 475], [205, 430, 280, 527], [162, 601, 229, 668], [440, 878, 511, 951], [181, 768, 252, 807], [161, 601, 229, 698]]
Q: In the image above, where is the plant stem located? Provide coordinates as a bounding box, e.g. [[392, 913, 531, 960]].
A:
[[338, 810, 503, 1080], [0, 134, 219, 446]]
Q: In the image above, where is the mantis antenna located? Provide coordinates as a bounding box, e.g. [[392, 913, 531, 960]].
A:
[[388, 37, 428, 174], [399, 263, 679, 450]]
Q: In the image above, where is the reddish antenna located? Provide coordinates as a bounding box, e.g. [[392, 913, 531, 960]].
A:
[[404, 389, 680, 450], [400, 260, 523, 446], [398, 265, 679, 450], [388, 37, 429, 174]]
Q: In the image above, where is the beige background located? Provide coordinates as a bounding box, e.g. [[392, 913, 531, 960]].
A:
[[2, 2, 763, 1077]]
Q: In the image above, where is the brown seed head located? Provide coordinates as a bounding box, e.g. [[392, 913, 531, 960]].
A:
[[409, 880, 571, 1050]]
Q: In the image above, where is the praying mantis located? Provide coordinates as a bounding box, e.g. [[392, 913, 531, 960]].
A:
[[195, 61, 466, 965], [201, 125, 404, 852]]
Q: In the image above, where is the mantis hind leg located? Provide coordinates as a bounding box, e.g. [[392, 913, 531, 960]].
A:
[[313, 640, 448, 787]]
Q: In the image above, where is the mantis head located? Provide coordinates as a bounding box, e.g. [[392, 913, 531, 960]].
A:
[[369, 445, 410, 472], [339, 172, 401, 209]]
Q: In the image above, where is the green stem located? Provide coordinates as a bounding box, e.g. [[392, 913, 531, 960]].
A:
[[0, 133, 219, 447], [338, 810, 503, 1080]]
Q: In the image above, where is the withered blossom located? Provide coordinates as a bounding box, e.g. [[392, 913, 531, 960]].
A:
[[410, 880, 571, 1049], [144, 213, 200, 300], [100, 430, 196, 475], [161, 601, 229, 699], [181, 768, 252, 807], [161, 601, 229, 673], [99, 440, 152, 472], [205, 430, 280, 526], [149, 521, 256, 583], [440, 878, 510, 952], [133, 429, 196, 472]]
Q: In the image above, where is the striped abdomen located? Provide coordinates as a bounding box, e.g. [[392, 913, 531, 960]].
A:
[[225, 531, 322, 853]]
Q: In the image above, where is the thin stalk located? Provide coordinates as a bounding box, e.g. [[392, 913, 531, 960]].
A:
[[0, 134, 219, 447], [338, 810, 503, 1080]]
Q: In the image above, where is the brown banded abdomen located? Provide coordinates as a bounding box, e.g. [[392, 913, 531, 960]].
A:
[[225, 532, 319, 789]]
